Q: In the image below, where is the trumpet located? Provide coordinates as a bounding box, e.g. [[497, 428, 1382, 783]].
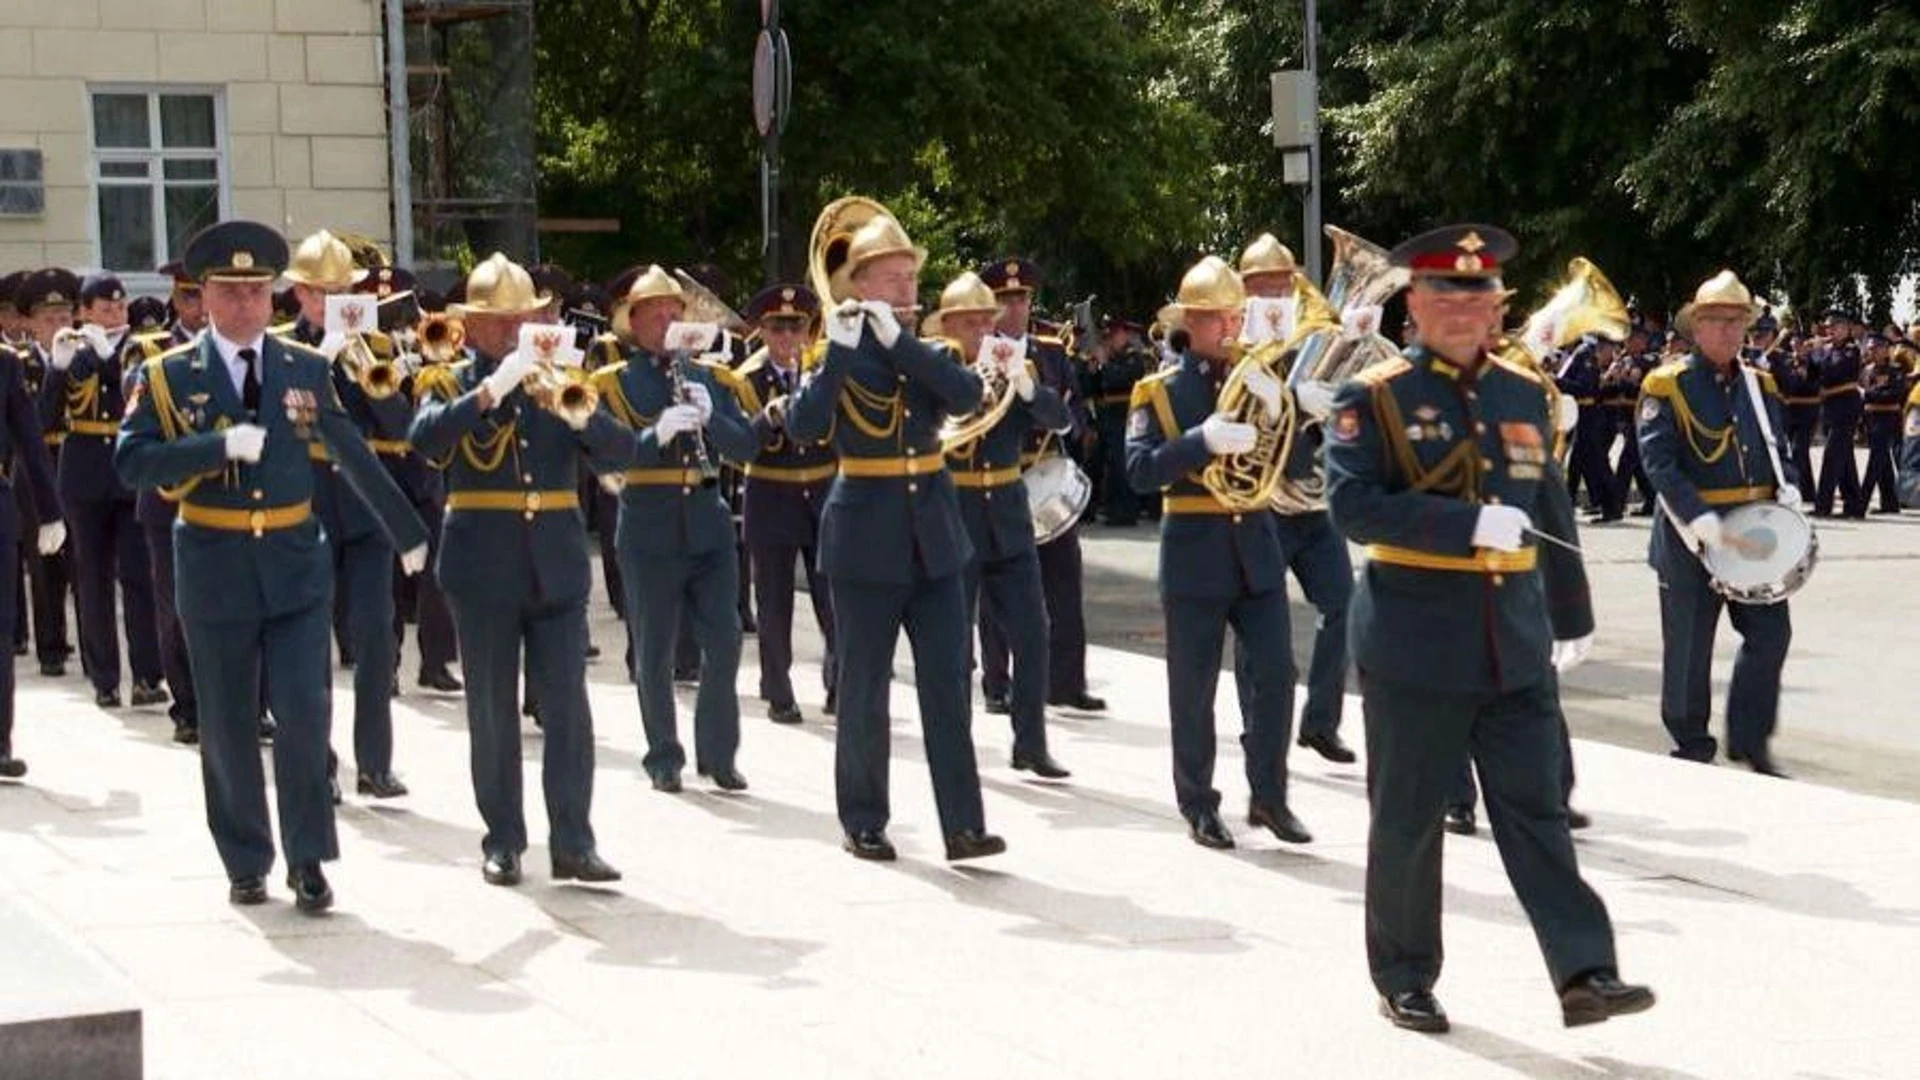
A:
[[519, 325, 600, 427], [417, 312, 466, 365], [336, 333, 402, 400]]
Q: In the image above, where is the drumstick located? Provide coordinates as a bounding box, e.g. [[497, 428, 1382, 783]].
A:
[[1524, 526, 1585, 555]]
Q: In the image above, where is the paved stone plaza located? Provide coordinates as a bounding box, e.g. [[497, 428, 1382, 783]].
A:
[[4, 499, 1918, 1079]]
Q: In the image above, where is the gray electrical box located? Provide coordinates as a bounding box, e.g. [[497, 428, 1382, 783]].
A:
[[1270, 71, 1317, 149]]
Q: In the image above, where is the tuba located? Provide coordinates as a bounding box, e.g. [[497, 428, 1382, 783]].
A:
[[806, 196, 922, 324], [1503, 257, 1631, 459]]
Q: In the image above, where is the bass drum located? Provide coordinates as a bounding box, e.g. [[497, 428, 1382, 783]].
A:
[[1700, 501, 1818, 605], [1026, 454, 1092, 545]]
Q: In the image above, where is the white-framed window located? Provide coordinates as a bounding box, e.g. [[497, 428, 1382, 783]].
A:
[[88, 86, 229, 274]]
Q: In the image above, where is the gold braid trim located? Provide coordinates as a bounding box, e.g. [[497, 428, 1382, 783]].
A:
[[140, 358, 218, 501], [839, 377, 903, 439]]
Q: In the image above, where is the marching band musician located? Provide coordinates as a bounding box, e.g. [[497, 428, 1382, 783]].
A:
[[930, 272, 1074, 780], [410, 253, 627, 888], [588, 266, 758, 794], [1087, 317, 1149, 526], [0, 299, 65, 779], [275, 231, 413, 800], [730, 284, 839, 725], [1557, 330, 1626, 523], [1812, 310, 1865, 518], [1772, 326, 1822, 505], [1858, 332, 1906, 515], [1233, 233, 1356, 766], [977, 259, 1106, 714], [1325, 224, 1649, 1033], [39, 272, 167, 710], [1637, 270, 1799, 777], [14, 270, 78, 678], [784, 203, 1004, 864], [1124, 255, 1311, 851], [116, 220, 430, 913], [158, 260, 207, 346]]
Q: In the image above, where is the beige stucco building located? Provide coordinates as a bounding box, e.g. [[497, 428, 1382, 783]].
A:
[[0, 0, 394, 293]]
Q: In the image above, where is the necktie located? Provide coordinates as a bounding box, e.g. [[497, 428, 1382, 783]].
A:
[[240, 347, 260, 413]]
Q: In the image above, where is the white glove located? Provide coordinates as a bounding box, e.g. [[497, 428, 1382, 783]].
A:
[[598, 472, 628, 495], [682, 381, 714, 422], [82, 325, 113, 357], [1776, 485, 1803, 510], [316, 331, 351, 362], [1241, 364, 1284, 424], [1294, 380, 1337, 421], [653, 404, 701, 445], [1471, 504, 1532, 552], [50, 334, 78, 372], [36, 521, 65, 556], [860, 300, 902, 348], [1555, 394, 1579, 434], [1007, 360, 1037, 401], [826, 301, 865, 349], [1686, 511, 1724, 551], [398, 544, 428, 576], [1552, 633, 1594, 672], [223, 423, 267, 463], [394, 351, 422, 378], [481, 349, 536, 403], [1339, 303, 1384, 340], [1200, 413, 1258, 456]]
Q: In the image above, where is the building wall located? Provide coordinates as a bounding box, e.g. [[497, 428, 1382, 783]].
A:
[[0, 0, 392, 282]]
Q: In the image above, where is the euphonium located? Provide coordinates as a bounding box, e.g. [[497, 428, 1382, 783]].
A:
[[807, 195, 924, 326], [1255, 225, 1412, 514], [416, 312, 466, 365], [519, 324, 599, 426], [925, 271, 1018, 454]]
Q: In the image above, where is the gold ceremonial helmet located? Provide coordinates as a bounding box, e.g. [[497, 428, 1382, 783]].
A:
[[1676, 269, 1761, 334], [612, 264, 687, 338], [919, 271, 999, 338], [1238, 233, 1298, 279], [453, 253, 552, 318], [808, 196, 927, 305], [283, 229, 368, 289]]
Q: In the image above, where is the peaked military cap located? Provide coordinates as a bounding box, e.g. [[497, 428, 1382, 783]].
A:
[[17, 268, 82, 312], [1389, 224, 1517, 293], [361, 264, 416, 299], [127, 295, 169, 330], [184, 220, 289, 283], [80, 271, 126, 304], [980, 258, 1040, 294], [156, 259, 201, 295], [744, 283, 819, 323]]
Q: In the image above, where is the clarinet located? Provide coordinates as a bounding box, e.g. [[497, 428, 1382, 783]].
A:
[[670, 351, 721, 482]]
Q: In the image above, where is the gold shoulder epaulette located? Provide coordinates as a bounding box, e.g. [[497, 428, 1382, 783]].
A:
[[1127, 368, 1175, 410], [801, 339, 828, 371], [588, 361, 627, 387], [268, 321, 298, 338], [412, 362, 462, 403], [152, 338, 197, 365], [1906, 381, 1920, 409], [695, 355, 747, 390], [1355, 357, 1412, 385], [1641, 360, 1685, 398]]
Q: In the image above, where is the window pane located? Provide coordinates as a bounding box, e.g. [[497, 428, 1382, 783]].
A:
[[92, 94, 152, 149], [162, 158, 217, 181], [98, 185, 155, 272], [100, 160, 150, 179], [163, 184, 219, 261], [159, 95, 217, 149]]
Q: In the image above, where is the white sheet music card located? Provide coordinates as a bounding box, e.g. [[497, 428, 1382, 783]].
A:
[[324, 294, 375, 337], [517, 322, 583, 369], [665, 321, 720, 354], [1241, 296, 1297, 345], [981, 333, 1028, 372]]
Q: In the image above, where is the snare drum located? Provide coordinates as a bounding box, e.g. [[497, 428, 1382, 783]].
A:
[[1025, 455, 1092, 545], [1700, 502, 1818, 605]]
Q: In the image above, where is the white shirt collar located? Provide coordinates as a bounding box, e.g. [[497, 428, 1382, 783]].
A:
[[210, 328, 266, 368]]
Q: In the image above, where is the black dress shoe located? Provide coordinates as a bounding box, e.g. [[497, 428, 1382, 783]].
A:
[[1188, 811, 1235, 850], [584, 642, 602, 660], [843, 830, 896, 861], [1298, 731, 1357, 764], [1729, 747, 1790, 778], [1443, 805, 1478, 836], [172, 723, 198, 746], [702, 766, 749, 792], [1566, 808, 1592, 830], [1559, 971, 1655, 1027], [285, 863, 333, 913], [418, 668, 463, 692], [228, 875, 268, 906], [328, 772, 343, 806], [356, 772, 409, 799], [258, 716, 276, 741], [95, 689, 122, 708], [1011, 750, 1072, 779], [129, 681, 169, 707], [552, 850, 622, 883], [982, 692, 1011, 715], [1380, 989, 1450, 1033], [649, 770, 682, 793], [769, 703, 804, 725], [823, 689, 837, 716], [740, 612, 757, 635], [943, 829, 1007, 862], [0, 755, 27, 779], [340, 653, 356, 670], [38, 660, 64, 677], [1047, 691, 1107, 711], [1248, 801, 1312, 843], [483, 851, 521, 886]]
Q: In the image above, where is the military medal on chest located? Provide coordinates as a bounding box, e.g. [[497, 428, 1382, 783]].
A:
[[283, 387, 318, 440]]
